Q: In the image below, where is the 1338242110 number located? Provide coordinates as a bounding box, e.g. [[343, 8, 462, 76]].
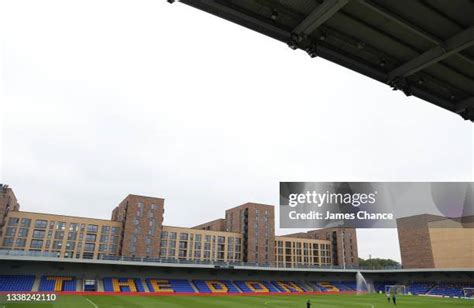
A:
[[6, 293, 57, 302]]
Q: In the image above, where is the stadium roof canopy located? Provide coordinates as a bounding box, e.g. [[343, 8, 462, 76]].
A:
[[172, 0, 474, 122]]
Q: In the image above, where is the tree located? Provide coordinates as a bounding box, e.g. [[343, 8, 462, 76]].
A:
[[358, 257, 400, 269]]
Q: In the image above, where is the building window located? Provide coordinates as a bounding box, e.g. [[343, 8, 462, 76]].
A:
[[8, 217, 19, 226], [66, 241, 75, 250], [18, 228, 29, 238], [34, 220, 47, 228], [134, 225, 141, 234], [87, 225, 98, 233], [101, 226, 110, 234], [179, 233, 188, 241], [111, 227, 120, 235], [82, 252, 94, 259], [15, 238, 26, 248], [54, 231, 65, 240], [84, 243, 95, 252], [20, 218, 31, 228], [33, 229, 46, 239], [6, 227, 16, 237], [67, 232, 78, 241], [2, 238, 14, 247], [52, 241, 63, 249], [30, 239, 44, 249], [86, 234, 97, 242], [160, 239, 168, 248]]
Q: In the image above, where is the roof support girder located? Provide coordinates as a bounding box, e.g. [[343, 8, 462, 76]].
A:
[[388, 26, 474, 81], [180, 0, 291, 42], [456, 97, 474, 113], [293, 0, 348, 36], [359, 0, 474, 65]]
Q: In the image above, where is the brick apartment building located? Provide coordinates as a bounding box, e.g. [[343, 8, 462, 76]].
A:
[[397, 214, 474, 269], [0, 184, 358, 268], [111, 195, 165, 258], [0, 185, 19, 237]]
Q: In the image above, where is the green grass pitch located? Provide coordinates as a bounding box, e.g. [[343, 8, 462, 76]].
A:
[[2, 294, 473, 308]]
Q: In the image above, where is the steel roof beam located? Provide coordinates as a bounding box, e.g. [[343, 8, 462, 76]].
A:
[[180, 0, 291, 42], [456, 97, 474, 113], [359, 0, 474, 65], [388, 26, 474, 81], [293, 0, 348, 36], [210, 1, 290, 37]]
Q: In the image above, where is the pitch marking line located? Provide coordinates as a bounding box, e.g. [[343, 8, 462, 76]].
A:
[[86, 297, 98, 308]]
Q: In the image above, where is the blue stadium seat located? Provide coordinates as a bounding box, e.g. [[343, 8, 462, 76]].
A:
[[428, 283, 473, 297], [407, 282, 434, 295], [222, 280, 241, 293], [263, 281, 280, 292], [168, 279, 195, 293], [306, 281, 322, 292], [193, 280, 212, 293], [332, 281, 356, 291], [0, 275, 35, 292]]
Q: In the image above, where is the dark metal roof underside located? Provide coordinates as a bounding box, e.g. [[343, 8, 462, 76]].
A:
[[175, 0, 474, 122]]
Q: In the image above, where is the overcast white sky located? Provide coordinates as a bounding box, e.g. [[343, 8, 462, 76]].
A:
[[0, 0, 473, 262]]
